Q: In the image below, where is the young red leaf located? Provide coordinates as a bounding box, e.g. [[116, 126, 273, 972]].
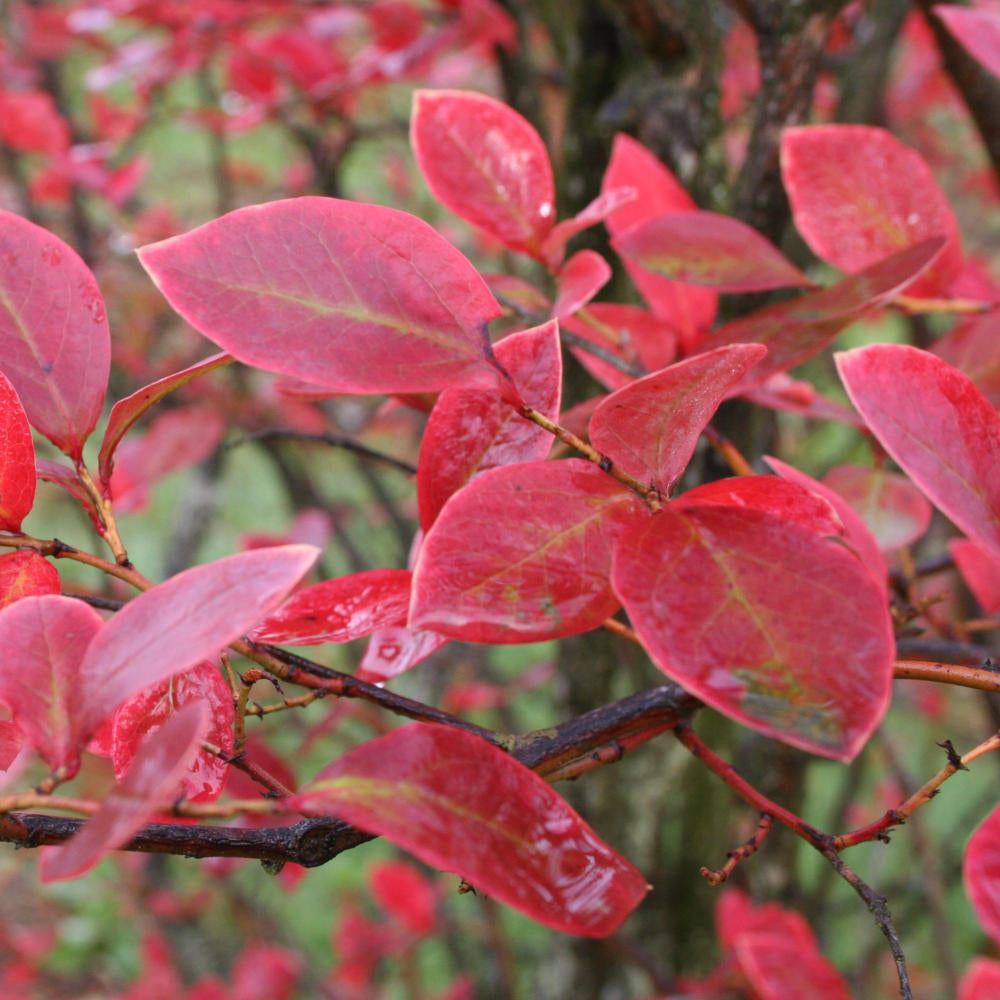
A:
[[358, 627, 450, 682], [0, 371, 36, 532], [950, 538, 1000, 614], [836, 344, 1000, 552], [74, 545, 318, 744], [613, 506, 894, 760], [287, 723, 648, 936], [589, 344, 766, 493], [602, 133, 717, 348], [540, 187, 636, 270], [614, 211, 809, 293], [735, 932, 851, 1000], [410, 90, 555, 256], [965, 803, 1000, 945], [781, 124, 962, 296], [706, 237, 944, 392], [822, 464, 932, 552], [935, 6, 1000, 81], [35, 458, 101, 529], [418, 321, 561, 531], [411, 459, 646, 642], [0, 210, 110, 460], [0, 550, 60, 610], [136, 198, 502, 396], [959, 958, 1000, 1000], [0, 595, 104, 776], [39, 701, 209, 882], [250, 569, 412, 645], [551, 251, 611, 320], [99, 352, 233, 485], [112, 660, 234, 803]]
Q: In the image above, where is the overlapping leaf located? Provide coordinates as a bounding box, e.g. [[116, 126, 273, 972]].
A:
[[612, 506, 894, 760], [551, 251, 611, 319], [950, 538, 1000, 615], [358, 627, 449, 682], [137, 198, 502, 395], [0, 551, 59, 610], [932, 309, 1000, 408], [411, 459, 645, 642], [287, 723, 648, 936], [837, 344, 1000, 551], [0, 210, 110, 459], [0, 371, 35, 531]]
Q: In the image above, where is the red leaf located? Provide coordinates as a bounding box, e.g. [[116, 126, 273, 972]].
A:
[[965, 803, 1000, 945], [836, 345, 1000, 551], [612, 506, 894, 760], [0, 595, 104, 776], [411, 90, 555, 256], [35, 459, 100, 529], [781, 124, 962, 297], [112, 660, 234, 803], [951, 538, 1000, 614], [589, 344, 766, 493], [0, 551, 60, 610], [0, 90, 70, 154], [932, 309, 1000, 408], [287, 723, 648, 936], [357, 627, 449, 682], [370, 860, 437, 934], [934, 6, 1000, 81], [735, 932, 851, 1000], [251, 569, 413, 645], [411, 460, 646, 642], [232, 944, 302, 1000], [959, 958, 1000, 1000], [822, 464, 932, 552], [418, 321, 561, 531], [602, 133, 717, 348], [39, 701, 209, 882], [551, 251, 611, 319], [706, 237, 944, 392], [0, 371, 36, 531], [99, 352, 233, 485], [0, 719, 21, 772], [0, 210, 110, 459], [137, 198, 501, 396], [541, 187, 636, 270], [614, 211, 809, 293]]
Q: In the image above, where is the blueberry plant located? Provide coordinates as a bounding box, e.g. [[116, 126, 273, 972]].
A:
[[8, 2, 1000, 998]]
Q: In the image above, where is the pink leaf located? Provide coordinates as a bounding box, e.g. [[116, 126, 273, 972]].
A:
[[540, 187, 636, 270], [411, 459, 646, 642], [287, 723, 648, 936], [822, 464, 932, 552], [735, 932, 851, 1000], [837, 344, 1000, 552], [781, 124, 962, 297], [418, 321, 562, 531], [950, 538, 1000, 615], [0, 550, 60, 609], [589, 344, 766, 493], [0, 595, 104, 776], [411, 90, 555, 256], [602, 133, 717, 348], [99, 352, 233, 485], [551, 251, 611, 319], [358, 627, 450, 682], [706, 237, 944, 392], [251, 569, 413, 645], [613, 506, 894, 760], [35, 458, 100, 529], [965, 803, 1000, 945], [0, 210, 110, 459], [0, 371, 36, 531], [111, 660, 234, 803], [959, 958, 1000, 1000], [137, 198, 501, 396], [934, 6, 1000, 81], [932, 309, 1000, 408], [614, 211, 809, 293], [40, 701, 209, 882]]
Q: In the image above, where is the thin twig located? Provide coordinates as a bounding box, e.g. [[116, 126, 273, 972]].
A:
[[229, 429, 417, 475]]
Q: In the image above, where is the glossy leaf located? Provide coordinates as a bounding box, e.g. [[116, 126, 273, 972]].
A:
[[411, 90, 554, 256], [0, 371, 36, 531], [965, 803, 1000, 945], [40, 702, 209, 882], [0, 210, 110, 459], [781, 124, 962, 296], [287, 723, 648, 936], [111, 660, 234, 803], [0, 595, 104, 776], [411, 459, 646, 642], [358, 627, 450, 682], [99, 351, 233, 484], [837, 345, 1000, 551], [551, 251, 611, 320], [959, 958, 1000, 1000], [822, 464, 932, 552], [934, 6, 1000, 82], [613, 506, 894, 760], [589, 344, 766, 493], [251, 569, 412, 645], [602, 133, 717, 348], [736, 932, 851, 1000], [0, 550, 60, 610], [707, 237, 944, 392], [418, 322, 561, 531], [614, 211, 809, 292], [137, 198, 502, 395]]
